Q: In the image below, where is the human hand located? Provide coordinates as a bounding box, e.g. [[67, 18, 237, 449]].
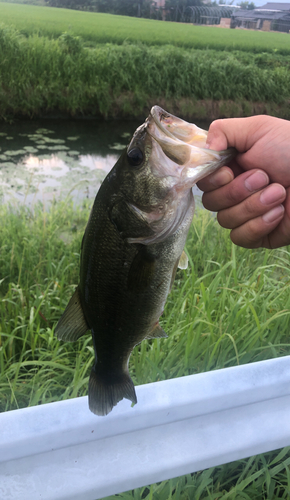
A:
[[197, 115, 290, 249]]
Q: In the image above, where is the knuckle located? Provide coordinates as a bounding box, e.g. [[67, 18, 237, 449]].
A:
[[208, 120, 223, 133], [243, 196, 257, 217], [226, 182, 244, 206]]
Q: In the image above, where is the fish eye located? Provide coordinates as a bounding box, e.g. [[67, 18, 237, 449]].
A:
[[127, 147, 143, 167]]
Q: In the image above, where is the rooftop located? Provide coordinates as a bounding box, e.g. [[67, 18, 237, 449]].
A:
[[258, 2, 290, 10]]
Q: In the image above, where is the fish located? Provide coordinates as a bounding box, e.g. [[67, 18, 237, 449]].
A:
[[55, 106, 236, 416]]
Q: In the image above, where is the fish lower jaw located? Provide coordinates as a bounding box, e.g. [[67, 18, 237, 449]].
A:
[[178, 163, 221, 189]]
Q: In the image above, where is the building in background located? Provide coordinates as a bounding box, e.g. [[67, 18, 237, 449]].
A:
[[231, 2, 290, 32]]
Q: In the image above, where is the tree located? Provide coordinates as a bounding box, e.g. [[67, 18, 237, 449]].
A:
[[45, 0, 153, 16], [238, 1, 256, 9]]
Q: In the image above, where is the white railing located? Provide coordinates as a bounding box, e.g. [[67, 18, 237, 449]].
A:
[[1, 355, 290, 500]]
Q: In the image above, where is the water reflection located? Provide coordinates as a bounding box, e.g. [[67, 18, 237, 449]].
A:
[[0, 119, 136, 207], [0, 118, 208, 207], [79, 153, 119, 175], [17, 152, 120, 206]]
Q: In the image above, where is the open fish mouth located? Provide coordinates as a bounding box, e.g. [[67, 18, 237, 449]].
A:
[[146, 105, 235, 188], [150, 105, 208, 148]]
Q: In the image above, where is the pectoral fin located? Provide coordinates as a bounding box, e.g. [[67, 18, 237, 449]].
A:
[[178, 250, 188, 270], [146, 323, 167, 340], [127, 247, 156, 292], [169, 251, 188, 291], [55, 285, 89, 342]]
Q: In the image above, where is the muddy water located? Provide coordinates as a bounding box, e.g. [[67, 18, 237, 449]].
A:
[[0, 119, 208, 208]]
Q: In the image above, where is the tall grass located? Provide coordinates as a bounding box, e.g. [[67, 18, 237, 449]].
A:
[[0, 200, 89, 408], [1, 1, 290, 55], [0, 26, 290, 119], [1, 199, 290, 498], [2, 200, 290, 407]]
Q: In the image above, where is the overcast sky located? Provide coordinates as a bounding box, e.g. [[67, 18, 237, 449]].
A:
[[238, 0, 289, 6]]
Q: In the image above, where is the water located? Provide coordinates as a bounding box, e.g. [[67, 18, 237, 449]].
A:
[[0, 118, 209, 208]]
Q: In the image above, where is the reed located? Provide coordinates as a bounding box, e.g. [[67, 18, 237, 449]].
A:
[[0, 26, 290, 120]]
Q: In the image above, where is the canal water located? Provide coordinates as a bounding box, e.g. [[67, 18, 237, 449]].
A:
[[0, 118, 208, 208]]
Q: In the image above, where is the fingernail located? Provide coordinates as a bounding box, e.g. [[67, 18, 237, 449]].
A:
[[260, 184, 286, 205], [244, 171, 269, 192], [209, 169, 234, 188], [262, 205, 284, 223]]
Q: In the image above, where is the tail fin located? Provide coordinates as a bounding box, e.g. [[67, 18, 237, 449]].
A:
[[89, 368, 137, 416]]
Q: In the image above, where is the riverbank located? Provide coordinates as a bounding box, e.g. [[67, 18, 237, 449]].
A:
[[0, 18, 290, 121], [4, 97, 290, 122]]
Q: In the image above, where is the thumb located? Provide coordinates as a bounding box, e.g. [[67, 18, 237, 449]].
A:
[[206, 117, 261, 153]]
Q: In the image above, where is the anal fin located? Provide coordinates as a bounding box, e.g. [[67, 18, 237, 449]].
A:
[[55, 285, 89, 342]]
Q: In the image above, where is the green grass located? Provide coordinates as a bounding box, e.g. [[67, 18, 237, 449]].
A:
[[0, 25, 290, 120], [0, 1, 290, 54], [1, 2, 290, 119], [1, 199, 290, 497]]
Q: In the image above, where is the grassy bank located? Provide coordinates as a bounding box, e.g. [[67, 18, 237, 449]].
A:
[[1, 2, 290, 54], [1, 200, 290, 497], [0, 25, 290, 120], [0, 2, 290, 120]]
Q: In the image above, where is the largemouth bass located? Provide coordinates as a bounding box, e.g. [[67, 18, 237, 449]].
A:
[[55, 106, 236, 416]]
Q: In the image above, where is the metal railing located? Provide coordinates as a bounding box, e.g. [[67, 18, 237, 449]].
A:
[[1, 355, 290, 500]]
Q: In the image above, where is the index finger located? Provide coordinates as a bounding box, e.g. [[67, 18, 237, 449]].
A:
[[197, 166, 234, 193], [202, 169, 269, 212]]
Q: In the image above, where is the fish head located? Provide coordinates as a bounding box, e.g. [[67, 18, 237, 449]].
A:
[[145, 105, 236, 191], [111, 106, 236, 244]]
